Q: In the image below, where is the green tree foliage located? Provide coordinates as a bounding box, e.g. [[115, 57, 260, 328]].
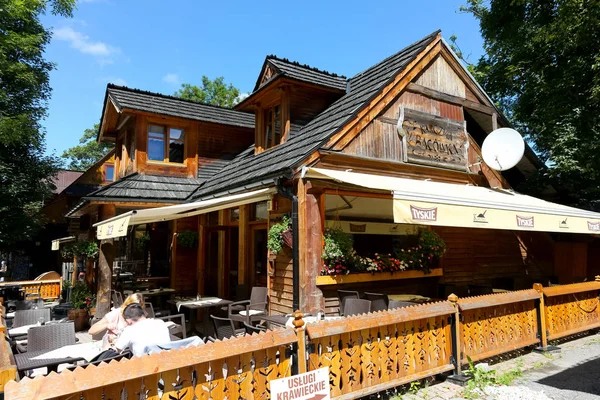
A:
[[462, 0, 600, 210], [0, 0, 76, 248], [175, 76, 241, 108], [61, 124, 112, 171]]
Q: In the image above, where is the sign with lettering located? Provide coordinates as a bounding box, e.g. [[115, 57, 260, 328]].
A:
[[588, 221, 600, 232], [398, 107, 469, 171], [270, 368, 330, 400], [410, 205, 438, 222], [96, 215, 131, 240], [516, 215, 534, 228]]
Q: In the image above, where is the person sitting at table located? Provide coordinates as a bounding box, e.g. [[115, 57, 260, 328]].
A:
[[114, 303, 170, 357], [88, 293, 145, 351]]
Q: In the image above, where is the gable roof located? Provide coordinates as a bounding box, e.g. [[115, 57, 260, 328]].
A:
[[84, 173, 202, 203], [188, 31, 441, 201], [105, 84, 255, 129], [253, 56, 347, 92]]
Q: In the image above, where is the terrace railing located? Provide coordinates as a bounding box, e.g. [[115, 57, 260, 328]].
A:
[[0, 279, 62, 300], [4, 279, 600, 399], [0, 302, 17, 395], [304, 302, 456, 400]]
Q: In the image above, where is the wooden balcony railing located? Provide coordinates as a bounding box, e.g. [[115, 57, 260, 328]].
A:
[[0, 279, 62, 300]]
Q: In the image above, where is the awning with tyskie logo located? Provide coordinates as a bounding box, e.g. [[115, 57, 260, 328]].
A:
[[306, 168, 600, 235]]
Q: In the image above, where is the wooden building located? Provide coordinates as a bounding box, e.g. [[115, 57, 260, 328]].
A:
[[87, 30, 600, 317]]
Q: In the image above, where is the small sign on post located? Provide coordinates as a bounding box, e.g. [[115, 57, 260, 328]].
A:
[[270, 367, 330, 400]]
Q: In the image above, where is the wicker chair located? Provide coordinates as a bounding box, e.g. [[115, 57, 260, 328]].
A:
[[210, 315, 245, 340], [337, 290, 360, 316], [343, 299, 371, 316], [388, 300, 415, 309], [244, 322, 267, 335], [111, 290, 124, 308], [14, 299, 44, 311], [364, 292, 389, 312], [13, 308, 51, 328], [145, 303, 187, 339], [27, 321, 77, 352], [227, 287, 268, 325]]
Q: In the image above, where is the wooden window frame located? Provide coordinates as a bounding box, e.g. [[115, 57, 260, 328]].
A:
[[147, 123, 186, 164], [103, 163, 115, 183], [263, 104, 282, 150]]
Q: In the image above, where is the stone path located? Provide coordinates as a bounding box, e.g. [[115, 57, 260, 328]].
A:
[[395, 333, 600, 400]]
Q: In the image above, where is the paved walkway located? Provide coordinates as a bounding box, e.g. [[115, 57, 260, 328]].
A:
[[397, 333, 600, 400]]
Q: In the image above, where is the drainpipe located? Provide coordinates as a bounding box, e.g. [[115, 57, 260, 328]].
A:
[[276, 181, 300, 312]]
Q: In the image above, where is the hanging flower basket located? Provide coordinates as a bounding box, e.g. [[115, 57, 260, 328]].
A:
[[282, 228, 293, 249]]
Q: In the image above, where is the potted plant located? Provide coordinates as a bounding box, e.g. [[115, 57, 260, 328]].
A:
[[177, 230, 199, 248], [68, 281, 93, 331], [268, 215, 291, 255]]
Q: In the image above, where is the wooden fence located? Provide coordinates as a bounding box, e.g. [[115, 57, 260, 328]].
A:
[[5, 280, 600, 399], [304, 302, 456, 400], [0, 279, 62, 300], [457, 289, 540, 363], [539, 281, 600, 345], [0, 302, 17, 395]]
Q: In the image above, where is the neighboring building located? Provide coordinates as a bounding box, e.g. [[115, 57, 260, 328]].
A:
[[81, 31, 600, 316]]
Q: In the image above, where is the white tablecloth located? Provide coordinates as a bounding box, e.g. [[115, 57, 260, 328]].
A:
[[285, 316, 343, 329], [31, 341, 103, 362], [6, 311, 15, 318], [8, 324, 37, 337], [175, 297, 222, 312]]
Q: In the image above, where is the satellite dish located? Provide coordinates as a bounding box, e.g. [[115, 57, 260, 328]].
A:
[[481, 128, 525, 171]]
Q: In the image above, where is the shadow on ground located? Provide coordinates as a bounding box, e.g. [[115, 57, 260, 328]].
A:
[[535, 357, 600, 397]]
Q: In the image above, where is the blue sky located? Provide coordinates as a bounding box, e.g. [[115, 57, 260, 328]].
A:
[[41, 0, 484, 160]]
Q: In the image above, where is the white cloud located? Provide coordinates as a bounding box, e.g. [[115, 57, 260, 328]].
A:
[[53, 26, 119, 60], [236, 92, 250, 103], [162, 73, 180, 85]]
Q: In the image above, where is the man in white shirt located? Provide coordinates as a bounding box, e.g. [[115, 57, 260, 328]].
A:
[[115, 303, 170, 357]]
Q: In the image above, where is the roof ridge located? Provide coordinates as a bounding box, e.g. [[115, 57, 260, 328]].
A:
[[266, 55, 347, 80], [351, 30, 441, 82], [106, 84, 253, 115]]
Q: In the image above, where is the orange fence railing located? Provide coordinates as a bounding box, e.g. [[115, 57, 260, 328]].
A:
[[0, 279, 62, 300]]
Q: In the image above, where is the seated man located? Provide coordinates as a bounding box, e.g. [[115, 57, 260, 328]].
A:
[[115, 303, 170, 357]]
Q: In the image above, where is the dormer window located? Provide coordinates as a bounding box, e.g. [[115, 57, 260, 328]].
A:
[[264, 105, 282, 150], [148, 124, 185, 163]]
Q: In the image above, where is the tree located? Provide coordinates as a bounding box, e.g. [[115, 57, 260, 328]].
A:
[[0, 0, 76, 249], [461, 0, 600, 210], [61, 124, 112, 171], [175, 76, 241, 108]]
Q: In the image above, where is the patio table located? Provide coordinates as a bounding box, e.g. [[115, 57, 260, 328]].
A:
[[168, 297, 233, 336], [14, 351, 85, 375], [8, 324, 38, 338], [388, 294, 431, 303], [492, 288, 511, 293], [31, 341, 102, 363], [137, 288, 176, 310]]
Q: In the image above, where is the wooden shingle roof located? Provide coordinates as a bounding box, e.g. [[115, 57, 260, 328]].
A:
[[107, 85, 255, 128], [255, 56, 347, 92], [188, 31, 440, 201]]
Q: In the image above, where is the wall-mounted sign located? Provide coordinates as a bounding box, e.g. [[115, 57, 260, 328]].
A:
[[397, 107, 469, 171], [97, 215, 131, 240]]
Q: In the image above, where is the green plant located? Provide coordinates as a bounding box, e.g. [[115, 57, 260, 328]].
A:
[[61, 280, 72, 302], [395, 229, 447, 274], [136, 232, 151, 249], [462, 356, 523, 399], [61, 241, 99, 259], [408, 380, 421, 393], [70, 281, 93, 310], [178, 230, 199, 248], [267, 216, 291, 254]]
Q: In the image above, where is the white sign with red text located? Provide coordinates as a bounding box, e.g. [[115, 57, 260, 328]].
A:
[[270, 367, 330, 400]]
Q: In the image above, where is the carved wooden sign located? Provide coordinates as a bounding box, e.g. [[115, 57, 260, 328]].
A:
[[397, 107, 469, 171]]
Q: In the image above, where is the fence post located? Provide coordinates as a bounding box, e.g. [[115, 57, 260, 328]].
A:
[[292, 310, 307, 374], [532, 283, 548, 351], [448, 294, 461, 375]]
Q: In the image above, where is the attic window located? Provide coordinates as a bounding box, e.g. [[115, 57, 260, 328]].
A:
[[264, 105, 282, 150], [148, 124, 185, 163]]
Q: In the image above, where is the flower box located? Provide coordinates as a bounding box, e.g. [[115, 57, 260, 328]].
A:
[[315, 267, 443, 286]]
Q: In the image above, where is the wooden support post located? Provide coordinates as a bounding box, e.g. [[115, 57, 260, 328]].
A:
[[197, 215, 207, 296], [533, 283, 548, 350], [448, 293, 461, 375], [96, 240, 114, 319], [170, 220, 178, 290], [238, 204, 249, 285], [292, 310, 307, 374], [218, 210, 226, 298], [71, 255, 78, 285]]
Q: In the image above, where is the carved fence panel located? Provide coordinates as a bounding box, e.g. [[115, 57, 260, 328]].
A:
[[5, 329, 297, 400], [542, 281, 600, 341], [305, 302, 455, 400], [457, 290, 540, 363], [0, 279, 62, 300]]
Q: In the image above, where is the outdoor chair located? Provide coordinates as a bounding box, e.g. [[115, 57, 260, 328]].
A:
[[13, 308, 51, 329], [210, 315, 245, 340], [227, 286, 268, 325], [388, 300, 415, 309], [27, 321, 77, 352], [244, 322, 267, 335], [343, 299, 371, 316], [337, 290, 360, 316], [364, 292, 389, 312], [14, 299, 44, 311], [111, 290, 124, 308], [145, 303, 187, 339]]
